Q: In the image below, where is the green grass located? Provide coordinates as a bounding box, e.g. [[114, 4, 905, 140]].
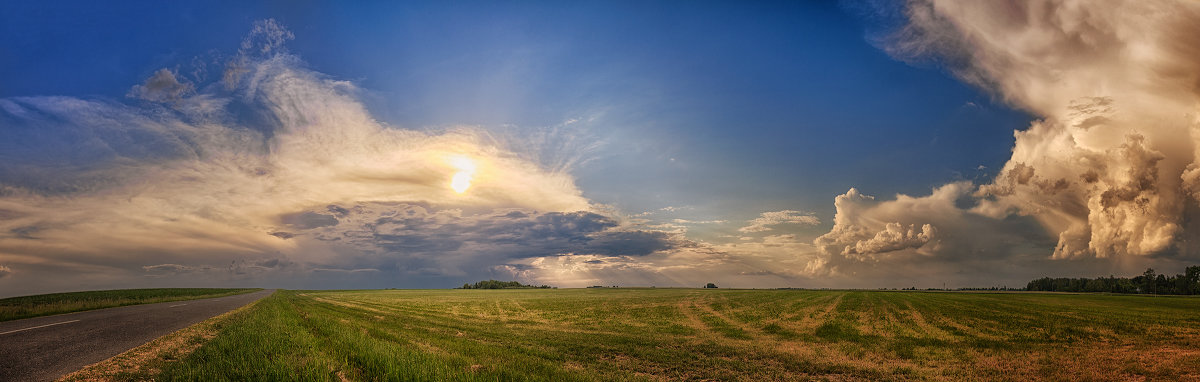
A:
[[0, 288, 261, 322], [157, 289, 1200, 381]]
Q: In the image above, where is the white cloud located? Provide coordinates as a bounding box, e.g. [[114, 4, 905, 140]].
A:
[[0, 21, 608, 294], [807, 182, 1070, 287], [672, 219, 726, 224], [814, 185, 957, 261], [845, 222, 936, 256], [738, 210, 820, 233], [503, 232, 837, 288], [820, 0, 1200, 271]]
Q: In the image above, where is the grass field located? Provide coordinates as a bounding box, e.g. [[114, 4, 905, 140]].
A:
[[150, 289, 1200, 381], [0, 288, 261, 322]]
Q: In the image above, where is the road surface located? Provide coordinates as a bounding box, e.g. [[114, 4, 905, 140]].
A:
[[0, 289, 273, 381]]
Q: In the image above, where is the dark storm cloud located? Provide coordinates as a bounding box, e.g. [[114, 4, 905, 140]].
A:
[[281, 211, 339, 229], [9, 226, 40, 239], [582, 230, 676, 256], [141, 257, 302, 280], [269, 231, 295, 239], [374, 231, 466, 253], [326, 204, 351, 217], [142, 263, 208, 274], [288, 203, 682, 262], [311, 267, 380, 274]]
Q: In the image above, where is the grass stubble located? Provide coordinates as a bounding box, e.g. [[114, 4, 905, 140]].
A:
[[61, 289, 1200, 381]]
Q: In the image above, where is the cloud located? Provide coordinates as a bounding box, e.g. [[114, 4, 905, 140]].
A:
[[269, 232, 295, 239], [127, 69, 195, 103], [738, 210, 819, 233], [18, 7, 1197, 293], [809, 0, 1200, 277], [223, 18, 294, 88], [846, 222, 936, 256], [115, 200, 692, 291], [814, 187, 945, 259], [0, 20, 616, 294], [506, 232, 838, 288], [311, 267, 380, 274], [281, 211, 339, 229], [10, 226, 39, 239], [142, 263, 209, 275], [0, 265, 11, 278], [808, 181, 1066, 286], [672, 219, 726, 224], [301, 204, 683, 262], [138, 257, 306, 281]]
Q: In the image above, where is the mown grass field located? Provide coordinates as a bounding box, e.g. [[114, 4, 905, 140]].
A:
[[0, 288, 260, 322], [153, 289, 1200, 381]]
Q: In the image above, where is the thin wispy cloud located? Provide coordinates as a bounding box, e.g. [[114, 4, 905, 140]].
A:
[[2, 2, 1198, 295], [738, 210, 819, 233], [0, 21, 624, 295]]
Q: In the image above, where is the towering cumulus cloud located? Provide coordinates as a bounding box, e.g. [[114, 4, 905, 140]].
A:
[[0, 20, 682, 296], [814, 1, 1200, 276]]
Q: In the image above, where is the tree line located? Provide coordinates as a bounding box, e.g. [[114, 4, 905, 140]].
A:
[[1026, 266, 1200, 295], [457, 280, 553, 289]]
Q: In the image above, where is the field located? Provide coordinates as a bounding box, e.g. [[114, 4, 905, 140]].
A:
[[0, 288, 261, 322], [148, 289, 1200, 381]]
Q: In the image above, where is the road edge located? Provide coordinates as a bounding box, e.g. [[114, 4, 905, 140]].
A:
[[56, 290, 275, 382], [1, 288, 264, 323]]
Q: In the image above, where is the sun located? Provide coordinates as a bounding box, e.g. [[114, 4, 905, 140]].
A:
[[448, 155, 477, 194], [450, 172, 472, 193]]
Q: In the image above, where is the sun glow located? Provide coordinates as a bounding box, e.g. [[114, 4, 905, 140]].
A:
[[448, 155, 477, 194]]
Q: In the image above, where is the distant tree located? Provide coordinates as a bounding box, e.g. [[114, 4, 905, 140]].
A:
[[457, 280, 551, 289], [1143, 268, 1157, 294], [1187, 266, 1200, 294], [1173, 275, 1190, 295], [705, 283, 718, 289], [1023, 267, 1200, 295]]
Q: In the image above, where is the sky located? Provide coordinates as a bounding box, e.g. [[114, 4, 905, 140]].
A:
[[1, 0, 1198, 296]]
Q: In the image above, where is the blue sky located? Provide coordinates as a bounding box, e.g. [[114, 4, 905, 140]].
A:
[[2, 1, 1195, 295], [0, 1, 1029, 218]]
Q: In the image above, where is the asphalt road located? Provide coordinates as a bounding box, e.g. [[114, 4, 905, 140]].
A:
[[0, 289, 273, 381]]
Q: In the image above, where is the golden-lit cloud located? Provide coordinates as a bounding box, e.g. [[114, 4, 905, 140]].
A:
[[811, 0, 1200, 277], [0, 22, 605, 295], [9, 2, 1199, 294], [738, 210, 820, 233]]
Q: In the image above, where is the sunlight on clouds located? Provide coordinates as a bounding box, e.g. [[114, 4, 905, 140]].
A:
[[800, 0, 1200, 280], [0, 21, 600, 295], [448, 155, 477, 194], [21, 4, 1199, 294], [503, 241, 826, 289]]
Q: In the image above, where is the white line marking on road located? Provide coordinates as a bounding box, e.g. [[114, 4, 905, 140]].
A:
[[0, 320, 81, 335], [169, 304, 188, 307]]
